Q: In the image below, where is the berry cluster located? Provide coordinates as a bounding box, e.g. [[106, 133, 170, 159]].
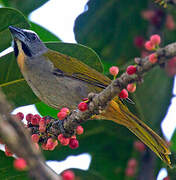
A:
[[109, 65, 137, 100], [1, 107, 85, 171]]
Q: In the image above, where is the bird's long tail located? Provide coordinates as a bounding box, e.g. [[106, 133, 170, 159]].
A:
[[93, 98, 172, 167]]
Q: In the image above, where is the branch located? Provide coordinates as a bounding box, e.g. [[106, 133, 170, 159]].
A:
[[0, 91, 61, 180], [38, 42, 176, 138]]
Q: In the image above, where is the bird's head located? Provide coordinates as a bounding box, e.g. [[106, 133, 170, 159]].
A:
[[9, 26, 47, 58]]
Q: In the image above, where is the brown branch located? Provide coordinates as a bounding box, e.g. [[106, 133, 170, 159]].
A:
[[0, 91, 61, 180], [39, 42, 176, 138]]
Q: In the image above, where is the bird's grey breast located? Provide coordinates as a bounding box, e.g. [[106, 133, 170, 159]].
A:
[[22, 56, 91, 110]]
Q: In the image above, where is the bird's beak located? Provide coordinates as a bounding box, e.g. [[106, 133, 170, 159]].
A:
[[9, 26, 26, 42]]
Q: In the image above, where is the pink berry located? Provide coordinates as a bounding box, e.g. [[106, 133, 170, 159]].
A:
[[127, 158, 137, 168], [16, 112, 24, 121], [119, 89, 128, 99], [31, 116, 40, 125], [134, 36, 145, 48], [39, 118, 45, 126], [126, 65, 137, 75], [46, 138, 55, 150], [125, 167, 135, 177], [149, 53, 158, 64], [78, 102, 88, 112], [150, 34, 161, 46], [41, 143, 49, 150], [109, 66, 119, 76], [57, 111, 67, 120], [39, 125, 46, 133], [163, 176, 170, 180], [31, 134, 40, 143], [61, 107, 70, 114], [166, 15, 175, 30], [5, 145, 13, 156], [26, 113, 33, 122], [58, 134, 70, 146], [69, 138, 79, 149], [134, 141, 146, 152], [14, 158, 27, 171], [141, 10, 155, 20], [76, 126, 84, 135], [144, 41, 155, 51], [127, 83, 136, 93], [62, 170, 75, 180], [165, 57, 176, 76]]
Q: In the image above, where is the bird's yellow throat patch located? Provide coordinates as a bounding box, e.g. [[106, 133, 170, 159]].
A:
[[16, 40, 26, 72]]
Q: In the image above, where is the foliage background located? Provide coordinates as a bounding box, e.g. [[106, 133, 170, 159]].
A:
[[0, 0, 176, 179]]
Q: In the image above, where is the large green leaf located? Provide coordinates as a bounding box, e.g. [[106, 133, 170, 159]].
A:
[[0, 150, 29, 180], [0, 42, 103, 108], [0, 0, 49, 16], [74, 0, 148, 73], [0, 8, 30, 52]]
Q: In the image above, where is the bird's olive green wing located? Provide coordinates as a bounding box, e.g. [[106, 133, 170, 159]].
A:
[[43, 50, 111, 89]]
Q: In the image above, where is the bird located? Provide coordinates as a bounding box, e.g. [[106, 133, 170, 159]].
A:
[[9, 26, 172, 167]]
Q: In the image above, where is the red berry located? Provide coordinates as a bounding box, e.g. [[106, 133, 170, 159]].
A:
[[69, 138, 79, 149], [31, 134, 40, 143], [16, 112, 24, 121], [166, 15, 175, 30], [26, 113, 33, 122], [125, 167, 135, 177], [46, 138, 55, 150], [109, 66, 119, 76], [78, 102, 88, 112], [165, 57, 176, 76], [61, 107, 70, 114], [134, 141, 146, 152], [127, 83, 136, 93], [58, 134, 70, 146], [31, 116, 40, 125], [57, 111, 67, 120], [119, 89, 128, 99], [150, 34, 161, 46], [126, 65, 137, 75], [149, 53, 158, 64], [144, 41, 155, 51], [134, 36, 145, 48], [39, 125, 46, 133], [41, 143, 49, 150], [141, 10, 155, 20], [76, 126, 84, 135], [5, 145, 13, 156], [163, 176, 170, 180], [39, 118, 45, 126], [127, 158, 137, 168], [62, 170, 75, 180], [14, 158, 27, 171]]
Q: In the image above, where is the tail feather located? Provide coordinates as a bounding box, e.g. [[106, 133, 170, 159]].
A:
[[93, 99, 172, 167]]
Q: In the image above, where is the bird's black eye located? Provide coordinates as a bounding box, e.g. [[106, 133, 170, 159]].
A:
[[30, 33, 37, 41]]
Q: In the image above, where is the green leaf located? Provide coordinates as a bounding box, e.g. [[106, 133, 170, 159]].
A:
[[0, 42, 103, 109], [30, 22, 61, 42], [0, 7, 30, 52], [0, 0, 49, 16], [74, 0, 148, 73], [0, 151, 29, 180]]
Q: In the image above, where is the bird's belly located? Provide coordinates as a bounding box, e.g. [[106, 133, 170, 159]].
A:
[[23, 70, 93, 110]]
